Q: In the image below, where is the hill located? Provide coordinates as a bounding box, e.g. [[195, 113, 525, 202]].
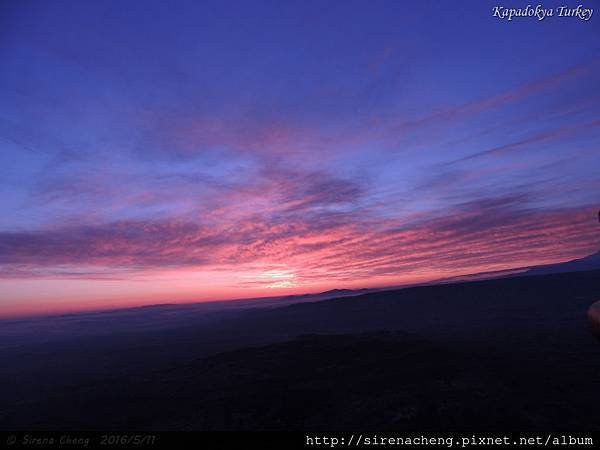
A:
[[1, 269, 600, 430]]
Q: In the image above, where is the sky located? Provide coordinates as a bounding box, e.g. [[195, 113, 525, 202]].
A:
[[0, 0, 599, 317]]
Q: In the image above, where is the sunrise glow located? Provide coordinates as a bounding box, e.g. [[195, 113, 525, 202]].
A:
[[1, 1, 599, 318]]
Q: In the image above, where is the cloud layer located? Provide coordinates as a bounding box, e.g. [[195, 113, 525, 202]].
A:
[[1, 1, 599, 315]]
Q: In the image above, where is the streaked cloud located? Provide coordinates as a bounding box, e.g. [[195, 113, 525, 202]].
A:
[[0, 1, 599, 315]]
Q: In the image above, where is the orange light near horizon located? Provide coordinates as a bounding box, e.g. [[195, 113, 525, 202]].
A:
[[246, 269, 299, 289], [0, 206, 598, 319]]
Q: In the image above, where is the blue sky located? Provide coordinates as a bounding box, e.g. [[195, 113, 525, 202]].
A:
[[0, 0, 599, 316]]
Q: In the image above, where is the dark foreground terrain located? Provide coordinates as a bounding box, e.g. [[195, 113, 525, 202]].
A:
[[1, 269, 599, 431]]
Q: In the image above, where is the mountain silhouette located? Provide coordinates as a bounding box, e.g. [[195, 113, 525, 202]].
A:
[[524, 251, 600, 276]]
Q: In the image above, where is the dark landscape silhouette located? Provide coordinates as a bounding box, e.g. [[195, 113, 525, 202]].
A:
[[1, 259, 600, 431], [2, 0, 599, 442]]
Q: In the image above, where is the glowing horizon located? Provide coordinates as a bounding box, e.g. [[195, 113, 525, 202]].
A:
[[1, 1, 599, 318]]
